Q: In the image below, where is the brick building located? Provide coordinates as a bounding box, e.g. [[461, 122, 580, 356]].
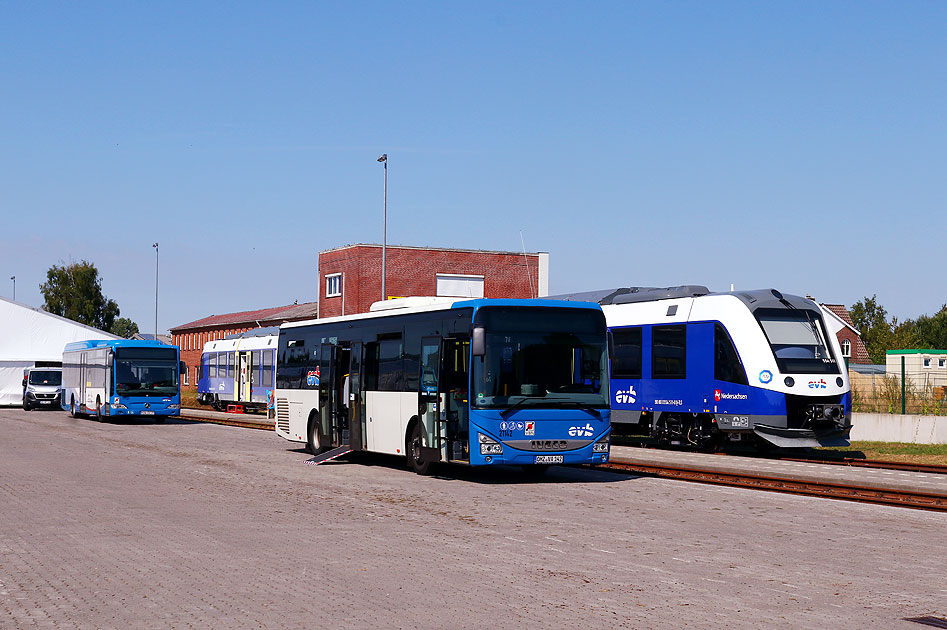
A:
[[170, 302, 317, 387], [318, 244, 549, 319], [819, 302, 871, 365]]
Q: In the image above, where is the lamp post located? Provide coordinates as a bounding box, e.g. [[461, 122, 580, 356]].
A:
[[377, 153, 387, 302], [152, 242, 159, 340], [10, 276, 14, 301]]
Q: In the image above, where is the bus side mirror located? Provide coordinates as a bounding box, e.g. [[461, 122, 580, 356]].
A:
[[472, 327, 485, 357]]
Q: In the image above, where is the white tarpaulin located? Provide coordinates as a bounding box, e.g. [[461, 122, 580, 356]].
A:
[[0, 297, 119, 405]]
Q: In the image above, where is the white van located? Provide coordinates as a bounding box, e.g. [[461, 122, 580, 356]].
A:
[[22, 367, 63, 410]]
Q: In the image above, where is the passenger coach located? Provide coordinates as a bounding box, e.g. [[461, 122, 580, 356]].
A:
[[556, 286, 852, 450]]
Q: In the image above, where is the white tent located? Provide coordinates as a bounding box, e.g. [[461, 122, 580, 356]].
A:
[[0, 297, 120, 405]]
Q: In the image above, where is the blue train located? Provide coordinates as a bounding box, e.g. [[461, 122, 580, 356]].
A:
[[555, 286, 852, 449], [197, 327, 277, 412]]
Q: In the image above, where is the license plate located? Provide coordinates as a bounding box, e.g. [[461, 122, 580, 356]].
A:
[[140, 410, 155, 415], [535, 455, 563, 464]]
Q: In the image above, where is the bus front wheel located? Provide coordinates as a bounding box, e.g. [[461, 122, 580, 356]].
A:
[[406, 421, 433, 475], [307, 414, 326, 456]]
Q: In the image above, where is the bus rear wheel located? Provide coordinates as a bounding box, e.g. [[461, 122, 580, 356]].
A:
[[406, 421, 433, 475], [70, 396, 81, 419], [95, 397, 102, 421]]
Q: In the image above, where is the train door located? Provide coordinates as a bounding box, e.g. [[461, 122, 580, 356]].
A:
[[237, 351, 252, 404], [348, 342, 364, 450]]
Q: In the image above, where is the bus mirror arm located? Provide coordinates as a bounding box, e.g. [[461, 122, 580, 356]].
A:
[[472, 327, 485, 357]]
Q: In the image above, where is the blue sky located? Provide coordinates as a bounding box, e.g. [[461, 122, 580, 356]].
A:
[[2, 2, 944, 333]]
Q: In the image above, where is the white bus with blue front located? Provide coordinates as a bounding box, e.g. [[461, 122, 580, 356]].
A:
[[274, 297, 611, 474], [61, 339, 183, 421]]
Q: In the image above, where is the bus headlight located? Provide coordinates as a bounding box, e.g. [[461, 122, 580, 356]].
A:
[[167, 404, 180, 410], [478, 433, 503, 455], [112, 403, 128, 410], [592, 436, 610, 453]]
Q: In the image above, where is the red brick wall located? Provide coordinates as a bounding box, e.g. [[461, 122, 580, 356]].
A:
[[318, 245, 543, 318], [172, 327, 253, 389]]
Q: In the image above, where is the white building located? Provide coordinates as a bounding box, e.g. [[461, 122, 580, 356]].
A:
[[0, 297, 119, 405], [886, 349, 947, 392]]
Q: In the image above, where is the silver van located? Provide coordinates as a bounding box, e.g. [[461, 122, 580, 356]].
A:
[[22, 367, 62, 410]]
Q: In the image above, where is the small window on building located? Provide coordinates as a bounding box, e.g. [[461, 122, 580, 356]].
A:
[[923, 357, 932, 368], [939, 358, 946, 369], [326, 273, 342, 297], [182, 368, 189, 386], [841, 339, 851, 358]]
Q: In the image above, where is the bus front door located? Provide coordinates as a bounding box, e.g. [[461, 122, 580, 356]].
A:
[[442, 338, 470, 462]]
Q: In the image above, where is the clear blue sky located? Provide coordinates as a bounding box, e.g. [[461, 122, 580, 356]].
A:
[[2, 2, 944, 333]]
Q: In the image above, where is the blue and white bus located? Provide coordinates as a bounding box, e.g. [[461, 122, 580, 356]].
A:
[[197, 327, 277, 412], [275, 297, 611, 474], [61, 339, 184, 421]]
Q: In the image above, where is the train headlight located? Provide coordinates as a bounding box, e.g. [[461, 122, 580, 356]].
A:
[[784, 377, 795, 387], [592, 436, 610, 453], [478, 433, 503, 455], [836, 377, 844, 387]]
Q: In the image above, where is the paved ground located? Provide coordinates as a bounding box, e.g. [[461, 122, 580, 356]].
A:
[[1, 407, 945, 629]]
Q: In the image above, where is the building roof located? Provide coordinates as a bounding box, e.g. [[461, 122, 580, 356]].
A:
[[320, 243, 548, 257], [132, 333, 172, 345], [170, 302, 318, 333], [887, 349, 947, 355], [819, 302, 872, 364]]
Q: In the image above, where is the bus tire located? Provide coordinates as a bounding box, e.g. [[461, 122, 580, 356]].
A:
[[406, 420, 433, 475], [95, 396, 102, 421], [307, 413, 326, 455], [70, 396, 80, 419]]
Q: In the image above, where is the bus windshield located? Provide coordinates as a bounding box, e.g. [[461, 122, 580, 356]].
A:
[[28, 370, 62, 386], [755, 308, 839, 374], [115, 347, 179, 396], [472, 306, 608, 409]]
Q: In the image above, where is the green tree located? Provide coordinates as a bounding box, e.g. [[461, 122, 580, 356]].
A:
[[40, 260, 120, 331], [850, 295, 894, 364], [912, 305, 947, 349], [110, 317, 140, 339]]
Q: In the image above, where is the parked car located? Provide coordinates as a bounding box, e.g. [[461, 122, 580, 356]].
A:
[[22, 367, 62, 410]]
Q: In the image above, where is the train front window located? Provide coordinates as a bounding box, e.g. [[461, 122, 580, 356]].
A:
[[472, 307, 608, 410], [755, 309, 839, 374]]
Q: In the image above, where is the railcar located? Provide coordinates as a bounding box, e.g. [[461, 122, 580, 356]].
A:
[[555, 286, 852, 449], [197, 328, 277, 412]]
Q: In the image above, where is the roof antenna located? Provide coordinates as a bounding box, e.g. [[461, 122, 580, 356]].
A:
[[520, 230, 535, 299]]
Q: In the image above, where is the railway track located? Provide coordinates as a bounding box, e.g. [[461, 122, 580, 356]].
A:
[[602, 460, 947, 512], [180, 412, 274, 431]]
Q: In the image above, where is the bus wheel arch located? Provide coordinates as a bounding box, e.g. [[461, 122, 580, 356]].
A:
[[306, 410, 325, 455]]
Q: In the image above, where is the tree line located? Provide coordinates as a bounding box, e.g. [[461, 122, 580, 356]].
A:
[[850, 295, 947, 364], [40, 260, 140, 338]]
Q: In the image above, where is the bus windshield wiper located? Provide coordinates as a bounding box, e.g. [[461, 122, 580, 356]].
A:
[[552, 400, 602, 417], [500, 396, 548, 417]]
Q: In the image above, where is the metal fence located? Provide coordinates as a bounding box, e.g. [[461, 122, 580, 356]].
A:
[[850, 369, 947, 416]]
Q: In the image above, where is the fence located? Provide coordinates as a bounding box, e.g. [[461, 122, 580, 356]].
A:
[[849, 369, 947, 416]]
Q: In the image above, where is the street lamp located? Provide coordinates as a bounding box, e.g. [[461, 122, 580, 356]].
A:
[[377, 153, 387, 302], [10, 276, 14, 301], [152, 242, 159, 340]]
